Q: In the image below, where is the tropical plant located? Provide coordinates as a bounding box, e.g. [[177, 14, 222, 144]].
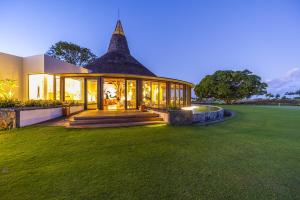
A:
[[46, 41, 96, 66], [194, 70, 267, 104], [0, 79, 18, 99]]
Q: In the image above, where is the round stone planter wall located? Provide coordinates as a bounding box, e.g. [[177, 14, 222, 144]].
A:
[[168, 106, 224, 126]]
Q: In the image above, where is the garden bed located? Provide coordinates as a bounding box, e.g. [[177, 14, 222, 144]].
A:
[[0, 105, 84, 129]]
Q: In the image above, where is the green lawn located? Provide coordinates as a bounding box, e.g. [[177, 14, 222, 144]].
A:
[[0, 106, 299, 200]]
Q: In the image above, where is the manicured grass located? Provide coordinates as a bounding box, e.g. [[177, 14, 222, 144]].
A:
[[0, 106, 299, 200]]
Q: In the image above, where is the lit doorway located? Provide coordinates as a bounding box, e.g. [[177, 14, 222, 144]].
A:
[[103, 78, 125, 110], [87, 79, 98, 110]]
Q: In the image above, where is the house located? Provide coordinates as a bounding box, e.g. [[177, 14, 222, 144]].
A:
[[0, 20, 193, 111]]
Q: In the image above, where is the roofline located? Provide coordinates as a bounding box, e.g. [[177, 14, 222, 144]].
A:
[[55, 73, 194, 87]]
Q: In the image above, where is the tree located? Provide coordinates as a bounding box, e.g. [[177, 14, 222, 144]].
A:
[[265, 93, 274, 99], [275, 94, 280, 99], [46, 41, 96, 66], [194, 70, 267, 104]]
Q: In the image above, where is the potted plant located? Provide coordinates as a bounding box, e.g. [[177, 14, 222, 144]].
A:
[[140, 103, 147, 112], [62, 102, 71, 116]]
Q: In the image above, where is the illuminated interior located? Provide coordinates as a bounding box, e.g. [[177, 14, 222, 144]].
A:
[[87, 79, 98, 109], [142, 81, 151, 106], [29, 74, 45, 100], [159, 82, 166, 108], [170, 83, 176, 107], [55, 76, 60, 100], [28, 74, 191, 110], [126, 80, 136, 109], [46, 75, 54, 100], [151, 82, 159, 108], [103, 78, 125, 110], [179, 84, 184, 106], [176, 84, 180, 107], [64, 77, 84, 103]]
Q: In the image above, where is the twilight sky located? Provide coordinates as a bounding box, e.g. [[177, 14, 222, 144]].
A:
[[1, 0, 300, 94]]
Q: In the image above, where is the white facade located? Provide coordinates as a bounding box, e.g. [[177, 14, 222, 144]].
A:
[[0, 52, 89, 101]]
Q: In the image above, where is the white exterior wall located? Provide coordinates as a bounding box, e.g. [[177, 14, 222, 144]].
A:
[[44, 55, 89, 74], [0, 52, 88, 101], [22, 55, 45, 101], [19, 107, 63, 127], [0, 53, 23, 99]]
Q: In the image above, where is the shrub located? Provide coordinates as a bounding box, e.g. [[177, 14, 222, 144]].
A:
[[0, 99, 23, 108], [23, 100, 63, 107], [0, 99, 85, 109]]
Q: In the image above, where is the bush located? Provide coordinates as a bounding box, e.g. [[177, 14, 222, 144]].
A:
[[0, 99, 23, 108], [0, 99, 84, 109], [23, 100, 63, 107]]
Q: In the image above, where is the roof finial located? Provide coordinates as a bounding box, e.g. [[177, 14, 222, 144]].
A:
[[118, 8, 120, 20], [113, 15, 125, 36]]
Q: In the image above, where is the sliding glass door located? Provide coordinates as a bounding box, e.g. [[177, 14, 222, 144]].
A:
[[87, 79, 98, 110]]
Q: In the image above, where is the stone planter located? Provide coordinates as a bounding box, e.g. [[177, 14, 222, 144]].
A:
[[0, 109, 16, 130], [168, 110, 193, 125], [193, 108, 224, 123], [152, 106, 225, 126]]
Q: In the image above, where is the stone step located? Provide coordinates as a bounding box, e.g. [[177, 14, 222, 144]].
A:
[[69, 117, 163, 125], [73, 113, 159, 120], [67, 121, 166, 128]]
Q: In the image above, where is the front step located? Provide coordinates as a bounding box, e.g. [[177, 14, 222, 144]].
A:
[[69, 117, 163, 125], [67, 121, 166, 128], [68, 111, 165, 128], [73, 113, 159, 120]]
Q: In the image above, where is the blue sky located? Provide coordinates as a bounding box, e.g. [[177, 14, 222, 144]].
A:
[[1, 0, 300, 94]]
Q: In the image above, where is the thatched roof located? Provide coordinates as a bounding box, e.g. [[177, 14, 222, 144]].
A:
[[85, 20, 156, 77]]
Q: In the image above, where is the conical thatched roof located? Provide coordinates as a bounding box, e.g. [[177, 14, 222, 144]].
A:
[[85, 20, 156, 77]]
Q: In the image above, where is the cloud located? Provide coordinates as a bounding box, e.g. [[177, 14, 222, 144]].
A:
[[266, 68, 300, 95]]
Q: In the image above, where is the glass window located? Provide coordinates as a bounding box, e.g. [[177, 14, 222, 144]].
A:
[[46, 75, 54, 100], [29, 74, 45, 100], [55, 76, 60, 100], [126, 80, 137, 109], [159, 82, 166, 108], [151, 82, 159, 108], [176, 84, 180, 107], [65, 77, 84, 103], [87, 79, 98, 109], [186, 86, 191, 106], [170, 83, 176, 107], [142, 81, 151, 107], [180, 85, 184, 106], [103, 78, 125, 110]]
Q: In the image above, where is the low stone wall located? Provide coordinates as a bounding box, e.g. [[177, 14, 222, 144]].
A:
[[154, 106, 225, 126], [168, 110, 193, 125], [0, 109, 16, 130], [193, 108, 224, 123]]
